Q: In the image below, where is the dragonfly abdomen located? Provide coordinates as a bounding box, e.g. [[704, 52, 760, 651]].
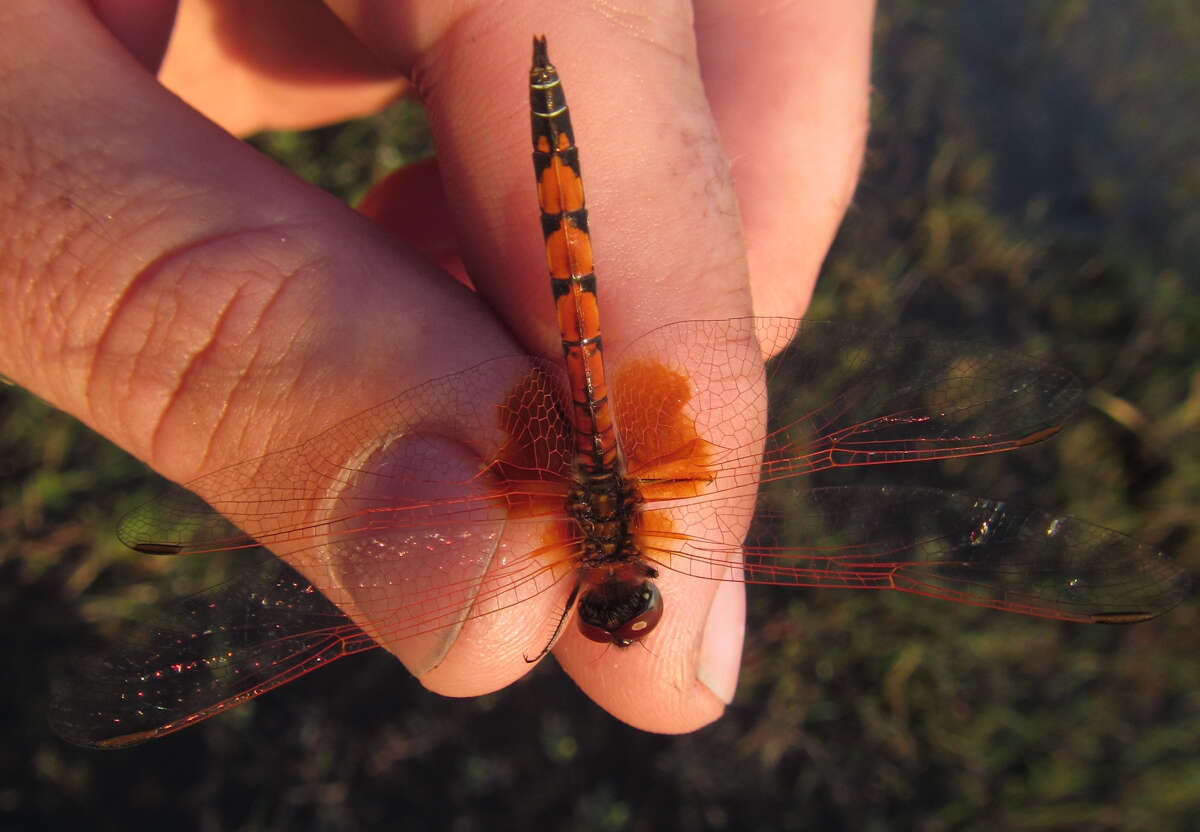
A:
[[530, 35, 618, 477]]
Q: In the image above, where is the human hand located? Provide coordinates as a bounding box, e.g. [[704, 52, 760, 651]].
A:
[[1, 0, 872, 735]]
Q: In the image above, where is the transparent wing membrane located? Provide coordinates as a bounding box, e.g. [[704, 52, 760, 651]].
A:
[[647, 485, 1189, 623], [53, 319, 1189, 746], [50, 555, 370, 748]]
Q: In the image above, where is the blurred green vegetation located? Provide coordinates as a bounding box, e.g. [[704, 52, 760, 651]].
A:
[[3, 4, 1197, 830]]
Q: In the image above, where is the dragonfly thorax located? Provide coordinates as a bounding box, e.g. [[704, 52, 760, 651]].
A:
[[566, 472, 640, 560]]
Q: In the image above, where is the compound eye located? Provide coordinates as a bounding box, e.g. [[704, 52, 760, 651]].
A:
[[577, 581, 663, 646], [578, 617, 619, 644], [610, 583, 663, 643]]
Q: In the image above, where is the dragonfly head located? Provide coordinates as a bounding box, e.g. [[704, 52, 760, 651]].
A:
[[576, 572, 663, 646]]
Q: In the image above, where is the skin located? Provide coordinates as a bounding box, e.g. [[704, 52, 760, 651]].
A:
[[0, 0, 873, 734]]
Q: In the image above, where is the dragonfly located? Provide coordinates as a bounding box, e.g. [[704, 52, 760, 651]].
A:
[[50, 36, 1190, 748]]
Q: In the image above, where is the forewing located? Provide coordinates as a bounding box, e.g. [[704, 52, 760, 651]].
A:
[[611, 318, 1082, 497]]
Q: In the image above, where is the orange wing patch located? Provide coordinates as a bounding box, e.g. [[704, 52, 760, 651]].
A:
[[617, 360, 717, 498]]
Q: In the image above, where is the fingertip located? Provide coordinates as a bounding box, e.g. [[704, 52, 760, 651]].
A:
[[697, 0, 874, 321]]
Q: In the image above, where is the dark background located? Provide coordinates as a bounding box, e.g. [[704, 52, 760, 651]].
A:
[[3, 4, 1197, 830]]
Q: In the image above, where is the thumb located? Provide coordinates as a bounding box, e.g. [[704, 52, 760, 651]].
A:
[[1, 2, 533, 697]]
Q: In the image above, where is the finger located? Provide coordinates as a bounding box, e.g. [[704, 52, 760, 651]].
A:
[[89, 0, 178, 73], [368, 7, 756, 732], [158, 0, 409, 134], [328, 1, 754, 731], [697, 0, 875, 324]]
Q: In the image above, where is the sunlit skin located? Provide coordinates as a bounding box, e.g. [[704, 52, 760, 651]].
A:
[[3, 1, 876, 737]]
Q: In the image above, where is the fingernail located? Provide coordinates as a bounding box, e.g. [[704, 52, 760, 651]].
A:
[[695, 580, 745, 704]]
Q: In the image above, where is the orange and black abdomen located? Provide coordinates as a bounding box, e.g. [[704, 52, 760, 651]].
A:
[[530, 36, 618, 475]]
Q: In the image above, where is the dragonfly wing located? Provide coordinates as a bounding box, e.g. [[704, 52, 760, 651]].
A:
[[610, 318, 1082, 492], [49, 554, 373, 748], [652, 485, 1190, 622], [762, 319, 1082, 477]]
